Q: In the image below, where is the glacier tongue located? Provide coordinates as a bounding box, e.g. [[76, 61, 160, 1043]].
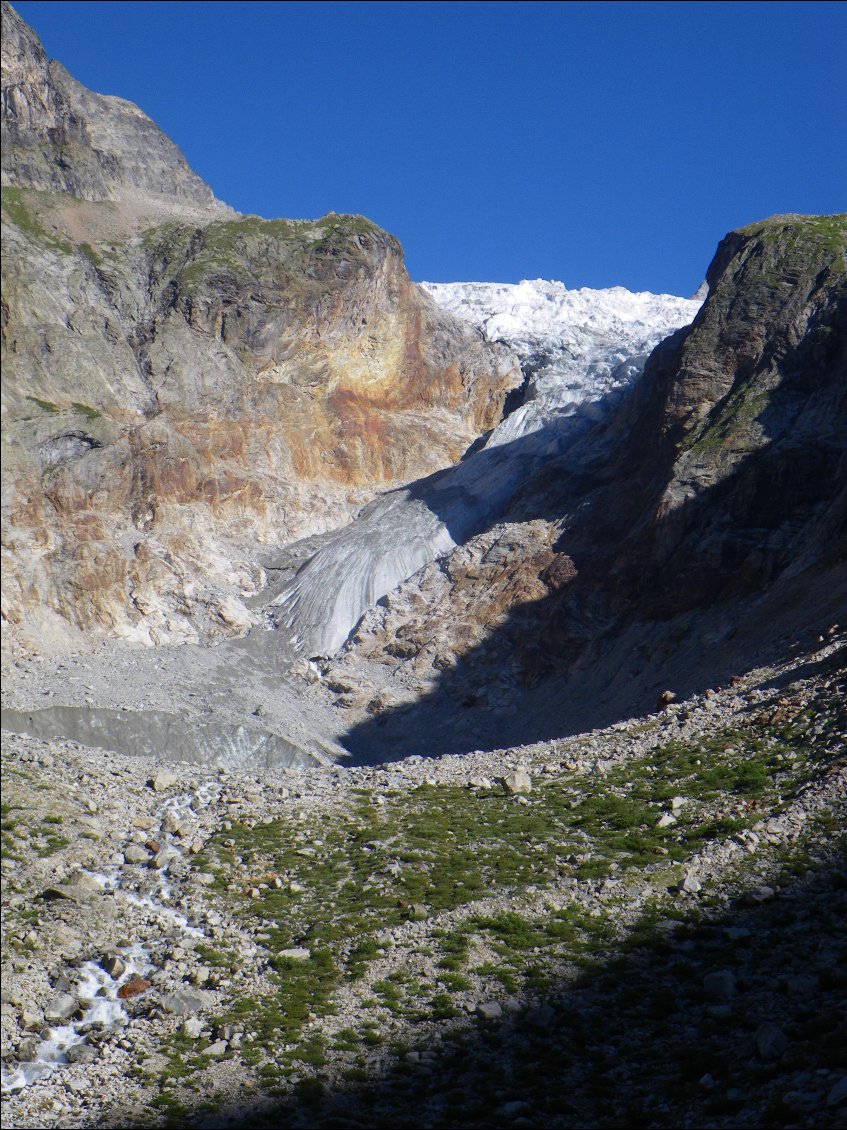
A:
[[273, 280, 703, 658]]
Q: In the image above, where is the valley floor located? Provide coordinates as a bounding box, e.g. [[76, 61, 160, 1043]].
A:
[[1, 639, 845, 1129]]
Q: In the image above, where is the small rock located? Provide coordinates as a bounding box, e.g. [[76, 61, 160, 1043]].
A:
[[525, 1004, 554, 1029], [66, 1042, 98, 1065], [101, 955, 126, 979], [498, 1100, 531, 1118], [16, 1037, 40, 1062], [277, 948, 310, 961], [43, 994, 78, 1024], [409, 904, 428, 921], [476, 1001, 503, 1021], [158, 988, 215, 1015], [656, 690, 677, 710], [117, 977, 152, 1000], [123, 845, 150, 865], [150, 771, 178, 793], [679, 873, 702, 895], [205, 1039, 228, 1056], [703, 970, 736, 1001], [755, 1022, 789, 1060], [670, 796, 687, 811], [502, 769, 532, 795], [40, 885, 95, 904], [182, 1017, 204, 1038], [657, 813, 677, 828], [132, 816, 156, 831], [161, 811, 183, 834], [152, 845, 182, 869], [723, 927, 751, 941], [744, 885, 775, 904]]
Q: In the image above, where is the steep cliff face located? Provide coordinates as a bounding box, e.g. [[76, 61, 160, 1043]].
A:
[[0, 4, 519, 648], [311, 215, 847, 755], [580, 213, 847, 612]]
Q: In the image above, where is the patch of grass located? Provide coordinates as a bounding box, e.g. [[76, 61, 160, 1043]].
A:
[[78, 242, 103, 266], [189, 699, 830, 1071], [71, 401, 102, 421], [431, 992, 460, 1020], [25, 395, 59, 414], [1, 187, 73, 253], [439, 971, 472, 992]]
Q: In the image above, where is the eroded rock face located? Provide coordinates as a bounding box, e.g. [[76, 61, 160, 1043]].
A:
[[0, 5, 519, 647], [590, 213, 847, 615], [316, 520, 562, 720]]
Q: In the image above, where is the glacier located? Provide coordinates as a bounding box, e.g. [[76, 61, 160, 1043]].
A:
[[272, 280, 704, 657]]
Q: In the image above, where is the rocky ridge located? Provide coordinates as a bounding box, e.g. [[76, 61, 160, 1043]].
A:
[[1, 0, 223, 211]]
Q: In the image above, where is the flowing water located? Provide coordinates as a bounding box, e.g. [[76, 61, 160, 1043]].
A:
[[0, 785, 219, 1094]]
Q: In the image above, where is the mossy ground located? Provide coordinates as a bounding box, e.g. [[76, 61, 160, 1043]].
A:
[[187, 698, 834, 1075]]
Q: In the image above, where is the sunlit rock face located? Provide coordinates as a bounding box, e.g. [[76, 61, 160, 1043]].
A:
[[0, 0, 223, 209], [274, 281, 702, 656], [0, 3, 519, 648]]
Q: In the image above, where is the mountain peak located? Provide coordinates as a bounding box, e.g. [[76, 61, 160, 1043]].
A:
[[0, 0, 227, 213]]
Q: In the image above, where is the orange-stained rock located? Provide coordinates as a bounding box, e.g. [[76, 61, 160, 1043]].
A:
[[117, 976, 152, 1000], [1, 207, 519, 648]]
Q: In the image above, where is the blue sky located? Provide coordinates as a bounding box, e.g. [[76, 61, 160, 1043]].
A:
[[14, 0, 847, 294]]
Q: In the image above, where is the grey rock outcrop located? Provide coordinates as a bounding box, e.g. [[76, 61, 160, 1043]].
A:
[[1, 0, 223, 210]]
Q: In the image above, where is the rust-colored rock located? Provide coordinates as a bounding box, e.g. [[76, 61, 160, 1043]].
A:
[[117, 976, 152, 1000]]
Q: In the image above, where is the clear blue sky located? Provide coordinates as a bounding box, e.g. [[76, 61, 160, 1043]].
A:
[[14, 0, 847, 294]]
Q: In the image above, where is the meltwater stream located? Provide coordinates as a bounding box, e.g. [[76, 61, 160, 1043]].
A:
[[0, 783, 219, 1095]]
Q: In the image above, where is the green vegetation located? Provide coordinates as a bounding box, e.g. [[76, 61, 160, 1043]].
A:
[[738, 212, 847, 258], [78, 241, 103, 266], [25, 395, 60, 414], [681, 382, 769, 459], [141, 211, 388, 295], [71, 401, 102, 421], [188, 699, 826, 1067], [1, 187, 73, 254]]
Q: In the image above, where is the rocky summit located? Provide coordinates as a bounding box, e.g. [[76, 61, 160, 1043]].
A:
[[1, 4, 846, 1130]]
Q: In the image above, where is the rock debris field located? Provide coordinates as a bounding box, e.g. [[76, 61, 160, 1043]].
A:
[[1, 638, 845, 1129]]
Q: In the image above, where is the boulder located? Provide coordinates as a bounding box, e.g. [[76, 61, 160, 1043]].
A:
[[502, 769, 532, 795], [158, 988, 215, 1015], [43, 993, 78, 1024]]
